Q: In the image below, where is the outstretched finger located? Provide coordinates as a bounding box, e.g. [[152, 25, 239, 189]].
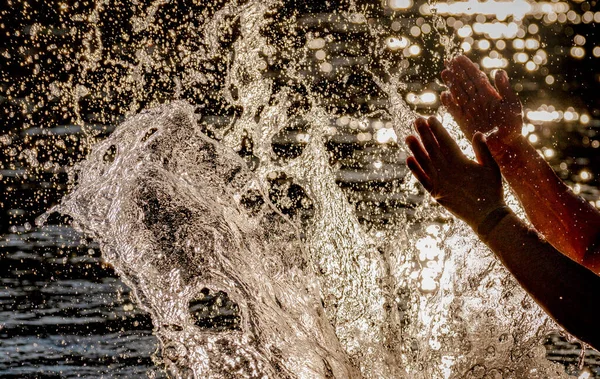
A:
[[449, 57, 479, 99], [453, 56, 484, 82], [455, 56, 496, 95], [427, 116, 463, 157], [441, 91, 466, 126], [407, 156, 433, 192], [415, 117, 441, 159], [441, 69, 469, 105], [406, 135, 434, 173], [494, 70, 520, 109], [473, 132, 499, 174]]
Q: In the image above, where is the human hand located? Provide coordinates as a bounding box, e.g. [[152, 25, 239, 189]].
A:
[[405, 116, 505, 229], [440, 55, 523, 143]]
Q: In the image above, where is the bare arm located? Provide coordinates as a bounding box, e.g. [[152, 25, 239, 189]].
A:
[[485, 210, 600, 349], [441, 55, 600, 267], [406, 116, 600, 349], [486, 134, 600, 267]]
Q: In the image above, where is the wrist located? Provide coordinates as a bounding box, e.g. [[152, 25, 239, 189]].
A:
[[485, 132, 529, 169], [475, 205, 512, 243]]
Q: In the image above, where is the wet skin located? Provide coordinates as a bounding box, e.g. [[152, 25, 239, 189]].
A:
[[405, 117, 503, 231], [405, 55, 600, 350], [441, 55, 600, 268]]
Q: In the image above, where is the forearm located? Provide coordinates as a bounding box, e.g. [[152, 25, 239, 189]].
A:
[[481, 211, 600, 349], [487, 134, 600, 263]]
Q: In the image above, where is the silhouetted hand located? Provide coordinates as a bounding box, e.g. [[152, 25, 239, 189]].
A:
[[405, 116, 505, 229], [440, 55, 523, 143]]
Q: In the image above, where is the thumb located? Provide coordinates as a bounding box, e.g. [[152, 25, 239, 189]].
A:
[[473, 132, 499, 171], [494, 70, 520, 107]]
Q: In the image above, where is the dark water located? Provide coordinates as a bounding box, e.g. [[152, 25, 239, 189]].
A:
[[2, 0, 600, 377], [0, 226, 160, 377]]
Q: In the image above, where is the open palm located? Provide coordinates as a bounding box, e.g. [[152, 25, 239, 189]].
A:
[[441, 56, 523, 142], [405, 117, 504, 230]]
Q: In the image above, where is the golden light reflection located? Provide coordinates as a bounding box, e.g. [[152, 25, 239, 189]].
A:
[[514, 52, 528, 63], [407, 44, 421, 56], [457, 25, 472, 38], [385, 36, 410, 50], [481, 56, 508, 68], [388, 0, 413, 10], [570, 46, 585, 59], [419, 91, 437, 104], [563, 110, 577, 121], [374, 128, 397, 144], [580, 114, 590, 124], [528, 24, 539, 34], [525, 106, 584, 124], [477, 39, 490, 50], [357, 132, 372, 142], [580, 170, 592, 182], [542, 148, 555, 159], [521, 123, 535, 136], [526, 110, 559, 122], [421, 0, 571, 20], [513, 39, 525, 49], [406, 91, 437, 105], [410, 25, 421, 37], [574, 35, 586, 45], [473, 22, 519, 39], [307, 38, 325, 50], [319, 61, 333, 73], [524, 39, 539, 49]]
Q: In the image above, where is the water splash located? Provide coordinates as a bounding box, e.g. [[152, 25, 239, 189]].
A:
[[55, 102, 359, 378], [31, 0, 573, 377]]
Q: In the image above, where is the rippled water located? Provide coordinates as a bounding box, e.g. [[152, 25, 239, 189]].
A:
[[3, 0, 600, 377], [0, 225, 160, 378]]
